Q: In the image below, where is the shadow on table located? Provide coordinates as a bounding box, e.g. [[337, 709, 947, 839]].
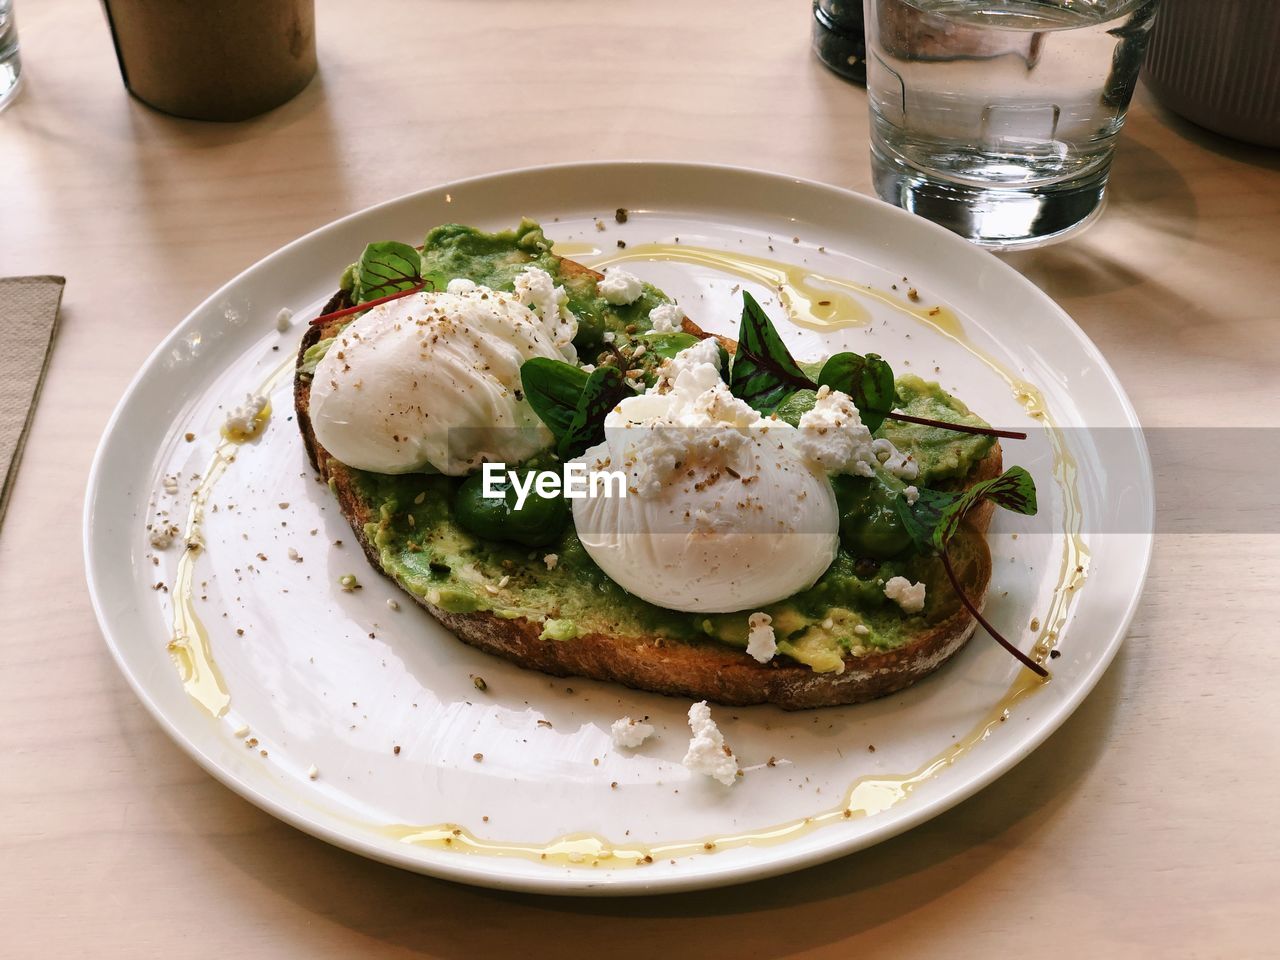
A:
[[120, 68, 355, 279], [183, 645, 1130, 959], [998, 131, 1196, 300]]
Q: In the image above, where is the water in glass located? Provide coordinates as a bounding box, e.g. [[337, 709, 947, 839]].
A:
[[865, 0, 1158, 248]]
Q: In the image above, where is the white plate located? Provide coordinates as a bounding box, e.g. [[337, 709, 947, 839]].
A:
[[85, 162, 1153, 896]]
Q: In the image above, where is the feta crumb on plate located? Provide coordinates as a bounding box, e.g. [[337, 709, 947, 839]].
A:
[[224, 393, 268, 439], [682, 701, 738, 786], [275, 307, 294, 332], [745, 611, 776, 663], [884, 575, 927, 614], [610, 716, 655, 749]]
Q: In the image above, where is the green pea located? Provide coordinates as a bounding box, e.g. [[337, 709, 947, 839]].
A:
[[833, 473, 913, 559], [453, 470, 567, 547], [572, 312, 607, 352]]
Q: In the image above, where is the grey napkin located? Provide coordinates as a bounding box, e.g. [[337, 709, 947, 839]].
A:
[[0, 276, 65, 527]]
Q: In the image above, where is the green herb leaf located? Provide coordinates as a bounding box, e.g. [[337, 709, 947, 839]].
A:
[[353, 241, 425, 303], [893, 467, 1045, 678], [638, 331, 700, 360], [520, 358, 590, 442], [558, 365, 633, 459], [729, 291, 816, 413], [773, 389, 818, 427], [817, 352, 897, 432], [933, 466, 1037, 552], [892, 486, 960, 553], [893, 466, 1038, 554]]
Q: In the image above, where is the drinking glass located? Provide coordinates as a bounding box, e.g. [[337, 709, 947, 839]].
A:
[[0, 0, 20, 112], [864, 0, 1159, 248]]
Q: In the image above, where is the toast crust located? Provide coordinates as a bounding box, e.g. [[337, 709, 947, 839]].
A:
[[294, 266, 1000, 709]]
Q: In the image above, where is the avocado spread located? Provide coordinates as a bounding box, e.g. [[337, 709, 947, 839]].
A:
[[302, 221, 995, 673]]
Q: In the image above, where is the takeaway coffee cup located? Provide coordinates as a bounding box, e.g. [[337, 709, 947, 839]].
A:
[[102, 0, 317, 121]]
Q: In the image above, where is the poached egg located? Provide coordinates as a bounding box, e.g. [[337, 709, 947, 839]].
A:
[[571, 338, 840, 613], [309, 276, 572, 475]]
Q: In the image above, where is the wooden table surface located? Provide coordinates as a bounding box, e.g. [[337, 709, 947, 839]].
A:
[[3, 1, 1278, 957]]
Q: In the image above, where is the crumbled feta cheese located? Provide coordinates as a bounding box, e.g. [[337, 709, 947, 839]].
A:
[[610, 716, 655, 748], [658, 335, 722, 387], [795, 386, 878, 476], [224, 393, 269, 439], [598, 267, 644, 305], [543, 553, 559, 571], [307, 764, 319, 780], [682, 701, 738, 786], [746, 612, 777, 663], [162, 475, 179, 495], [275, 307, 294, 332], [873, 438, 919, 480], [600, 339, 761, 498], [648, 302, 684, 332], [903, 485, 919, 505], [884, 576, 927, 614], [445, 277, 478, 295], [513, 265, 579, 361]]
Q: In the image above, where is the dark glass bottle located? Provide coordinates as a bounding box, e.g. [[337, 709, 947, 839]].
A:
[[811, 0, 867, 85]]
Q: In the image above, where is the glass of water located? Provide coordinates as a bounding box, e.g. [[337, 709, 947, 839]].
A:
[[864, 0, 1158, 248], [0, 0, 20, 112]]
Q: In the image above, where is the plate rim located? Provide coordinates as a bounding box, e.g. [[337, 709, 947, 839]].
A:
[[83, 159, 1154, 896]]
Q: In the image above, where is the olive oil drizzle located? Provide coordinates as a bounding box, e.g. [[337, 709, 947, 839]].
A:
[[385, 670, 1047, 868], [167, 359, 289, 717], [592, 243, 876, 330]]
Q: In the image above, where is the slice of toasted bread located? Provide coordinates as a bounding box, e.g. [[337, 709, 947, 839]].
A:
[[294, 258, 1001, 709]]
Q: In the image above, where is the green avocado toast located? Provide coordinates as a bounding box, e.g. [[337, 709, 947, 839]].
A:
[[294, 220, 1036, 709]]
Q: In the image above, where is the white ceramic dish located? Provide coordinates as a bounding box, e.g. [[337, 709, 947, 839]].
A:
[[85, 162, 1153, 896]]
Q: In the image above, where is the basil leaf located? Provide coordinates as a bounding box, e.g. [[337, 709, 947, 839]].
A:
[[638, 331, 700, 359], [773, 389, 818, 427], [729, 291, 816, 413], [520, 357, 590, 442], [817, 352, 896, 433], [558, 365, 632, 459], [933, 466, 1037, 552], [353, 241, 424, 303]]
